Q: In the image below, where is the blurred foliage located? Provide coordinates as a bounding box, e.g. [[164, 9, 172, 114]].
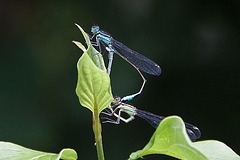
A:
[[0, 0, 239, 160]]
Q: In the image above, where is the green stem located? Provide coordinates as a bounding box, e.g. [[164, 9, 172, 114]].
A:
[[93, 112, 105, 160]]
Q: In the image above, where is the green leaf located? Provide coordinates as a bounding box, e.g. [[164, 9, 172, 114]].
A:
[[192, 140, 240, 160], [128, 116, 207, 160], [0, 141, 77, 160], [129, 116, 207, 160], [129, 116, 240, 160], [74, 24, 112, 114], [76, 52, 113, 114], [72, 40, 86, 52], [75, 23, 90, 47]]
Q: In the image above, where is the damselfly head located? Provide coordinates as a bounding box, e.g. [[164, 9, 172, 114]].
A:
[[111, 96, 122, 106], [91, 25, 100, 34], [113, 96, 121, 102]]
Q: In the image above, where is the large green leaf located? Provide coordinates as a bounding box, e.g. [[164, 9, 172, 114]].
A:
[[74, 24, 113, 114], [0, 141, 77, 160], [129, 116, 240, 160], [129, 116, 207, 160], [76, 52, 113, 114]]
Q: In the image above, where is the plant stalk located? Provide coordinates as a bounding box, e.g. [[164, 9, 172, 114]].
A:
[[93, 112, 105, 160]]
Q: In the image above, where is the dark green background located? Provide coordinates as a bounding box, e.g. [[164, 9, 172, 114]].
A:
[[1, 1, 239, 159]]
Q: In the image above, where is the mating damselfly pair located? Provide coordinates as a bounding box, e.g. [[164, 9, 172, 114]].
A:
[[89, 25, 201, 141]]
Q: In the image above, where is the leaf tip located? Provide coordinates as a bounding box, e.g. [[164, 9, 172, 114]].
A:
[[75, 23, 80, 27]]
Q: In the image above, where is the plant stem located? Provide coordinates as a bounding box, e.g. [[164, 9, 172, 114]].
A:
[[93, 113, 105, 160]]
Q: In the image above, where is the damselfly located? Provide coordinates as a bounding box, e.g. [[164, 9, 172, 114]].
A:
[[102, 96, 201, 142], [90, 26, 161, 102]]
